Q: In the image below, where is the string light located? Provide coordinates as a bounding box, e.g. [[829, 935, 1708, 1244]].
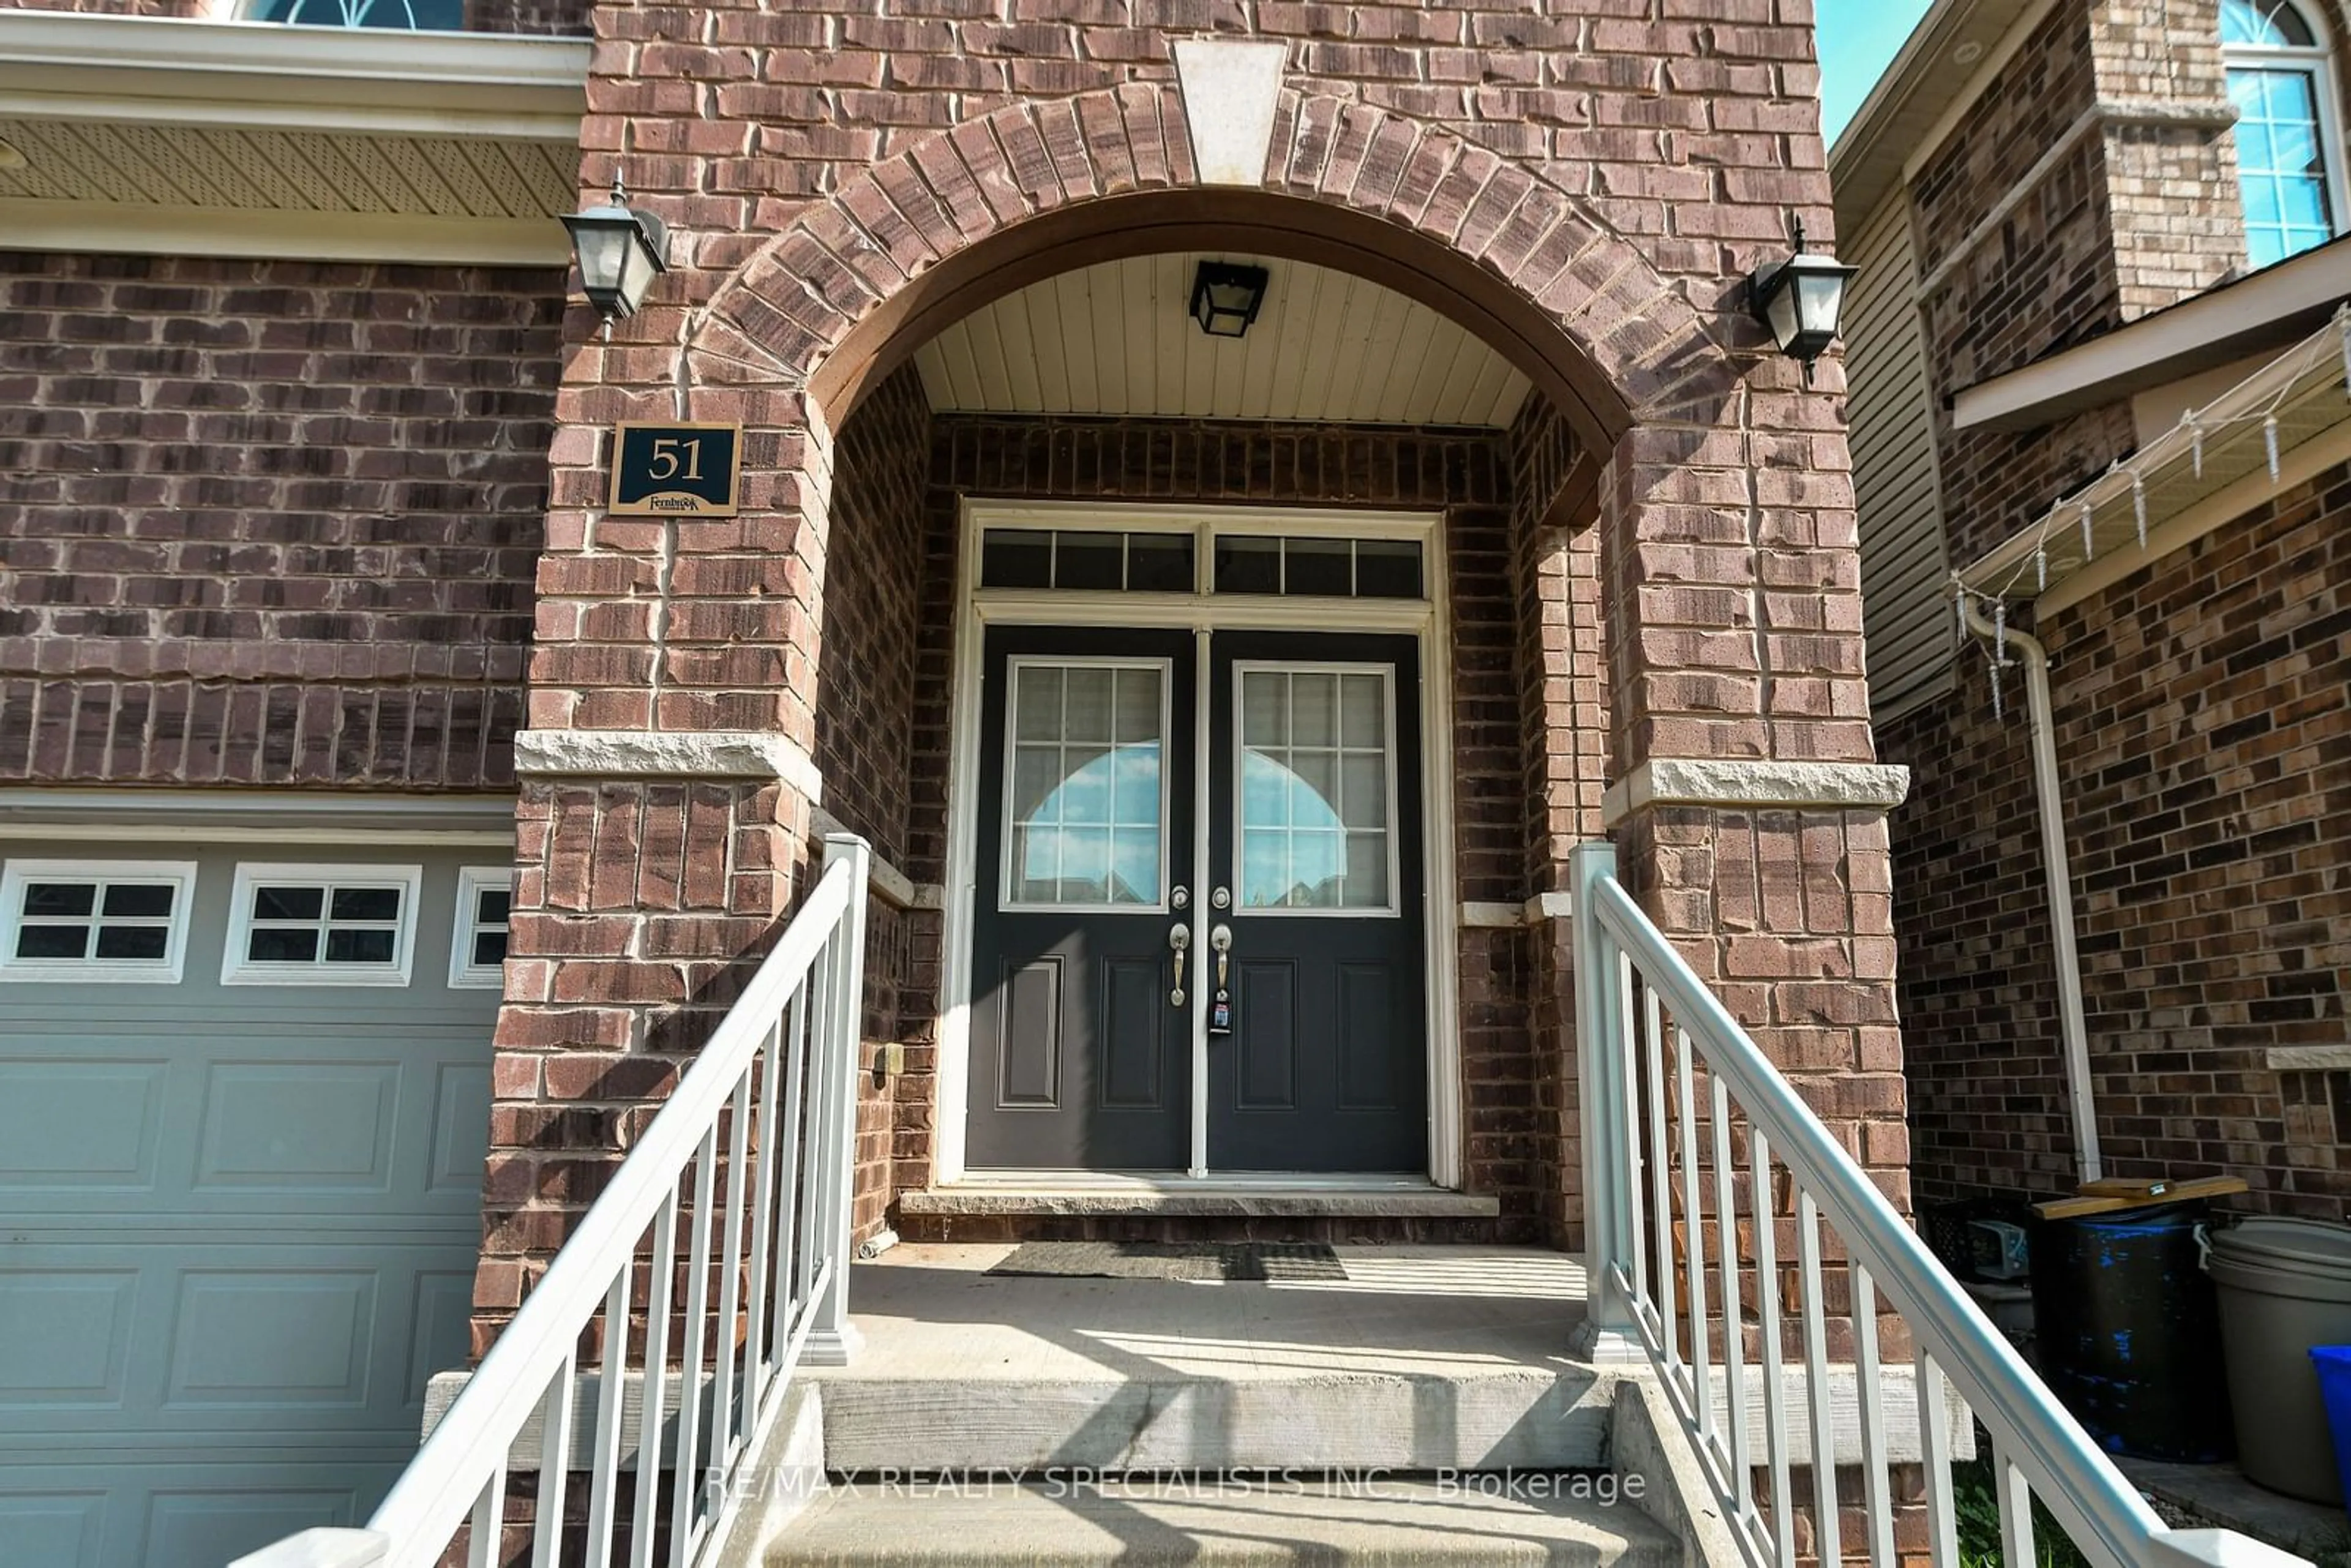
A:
[[1955, 320, 2349, 613]]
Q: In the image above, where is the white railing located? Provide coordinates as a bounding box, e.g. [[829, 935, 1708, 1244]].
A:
[[1570, 842, 2303, 1568], [236, 833, 872, 1568]]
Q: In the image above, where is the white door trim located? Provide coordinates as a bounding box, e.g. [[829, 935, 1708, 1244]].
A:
[[934, 498, 1464, 1189]]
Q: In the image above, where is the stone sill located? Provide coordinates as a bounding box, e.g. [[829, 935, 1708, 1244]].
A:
[[898, 1180, 1502, 1220]]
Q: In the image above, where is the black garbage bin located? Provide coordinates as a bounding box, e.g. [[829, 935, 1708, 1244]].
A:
[[2029, 1201, 2233, 1461]]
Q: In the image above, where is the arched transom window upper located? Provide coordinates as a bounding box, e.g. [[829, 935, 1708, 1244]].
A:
[[240, 0, 463, 28], [2222, 0, 2348, 266]]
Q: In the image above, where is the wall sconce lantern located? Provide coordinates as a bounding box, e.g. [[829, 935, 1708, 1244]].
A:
[[1745, 219, 1857, 380], [1190, 261, 1270, 339], [561, 173, 670, 335]]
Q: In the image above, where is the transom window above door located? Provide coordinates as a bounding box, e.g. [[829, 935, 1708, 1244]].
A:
[[1003, 659, 1169, 910], [975, 517, 1427, 602]]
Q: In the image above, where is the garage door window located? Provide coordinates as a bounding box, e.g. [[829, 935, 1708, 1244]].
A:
[[0, 858, 198, 983], [449, 866, 514, 988], [224, 863, 423, 986]]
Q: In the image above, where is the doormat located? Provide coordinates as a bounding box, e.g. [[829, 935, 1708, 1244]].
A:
[[986, 1241, 1347, 1283]]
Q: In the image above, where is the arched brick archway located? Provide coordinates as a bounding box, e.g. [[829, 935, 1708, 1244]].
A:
[[684, 83, 1736, 454], [482, 51, 1908, 1340]]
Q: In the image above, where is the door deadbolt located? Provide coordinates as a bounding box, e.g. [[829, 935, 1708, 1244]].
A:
[[1210, 885, 1231, 910]]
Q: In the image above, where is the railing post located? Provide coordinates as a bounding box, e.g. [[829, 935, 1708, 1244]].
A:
[[1569, 839, 1641, 1360], [804, 832, 872, 1366]]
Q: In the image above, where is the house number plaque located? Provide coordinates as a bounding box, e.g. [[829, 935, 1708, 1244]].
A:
[[607, 422, 743, 516]]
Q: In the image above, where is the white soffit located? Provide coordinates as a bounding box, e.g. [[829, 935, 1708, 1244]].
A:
[[0, 12, 587, 265], [913, 253, 1535, 427]]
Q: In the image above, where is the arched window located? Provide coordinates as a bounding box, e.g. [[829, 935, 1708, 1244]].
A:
[[242, 0, 464, 28], [2223, 0, 2348, 266]]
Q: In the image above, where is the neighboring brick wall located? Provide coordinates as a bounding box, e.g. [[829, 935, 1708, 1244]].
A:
[[1909, 1, 2132, 571], [1905, 0, 2248, 571], [1880, 672, 2077, 1200], [2087, 0, 2246, 317], [0, 253, 561, 789], [1890, 469, 2351, 1216]]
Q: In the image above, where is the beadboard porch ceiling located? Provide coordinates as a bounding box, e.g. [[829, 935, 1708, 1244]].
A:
[[0, 10, 588, 266], [913, 252, 1537, 429]]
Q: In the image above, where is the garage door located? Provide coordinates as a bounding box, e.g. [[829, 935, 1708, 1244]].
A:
[[0, 841, 506, 1568]]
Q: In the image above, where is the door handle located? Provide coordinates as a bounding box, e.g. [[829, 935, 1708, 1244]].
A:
[[1208, 924, 1234, 1037], [1169, 923, 1189, 1007]]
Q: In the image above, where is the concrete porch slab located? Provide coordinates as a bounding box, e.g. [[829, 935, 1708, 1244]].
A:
[[809, 1244, 1608, 1473], [898, 1175, 1501, 1219], [767, 1474, 1679, 1566]]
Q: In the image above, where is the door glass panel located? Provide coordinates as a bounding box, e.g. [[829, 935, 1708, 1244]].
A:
[[1237, 667, 1395, 912], [1005, 661, 1166, 909]]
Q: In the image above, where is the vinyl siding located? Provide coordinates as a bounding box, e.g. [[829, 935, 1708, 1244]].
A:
[[1845, 193, 1955, 724]]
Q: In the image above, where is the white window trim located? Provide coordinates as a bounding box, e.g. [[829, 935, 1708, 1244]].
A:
[[997, 655, 1176, 917], [222, 861, 422, 987], [0, 858, 198, 984], [1230, 660, 1404, 920], [2222, 0, 2351, 260], [448, 865, 514, 990]]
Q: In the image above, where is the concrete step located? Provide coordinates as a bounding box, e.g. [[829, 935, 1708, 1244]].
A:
[[809, 1244, 1618, 1472], [766, 1475, 1681, 1566]]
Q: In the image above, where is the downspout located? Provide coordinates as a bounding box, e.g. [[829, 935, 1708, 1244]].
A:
[[1957, 598, 2105, 1184]]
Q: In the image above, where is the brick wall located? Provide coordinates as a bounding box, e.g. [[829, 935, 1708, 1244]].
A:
[[486, 0, 1902, 1313], [1889, 468, 2351, 1215], [895, 411, 1555, 1236], [1508, 394, 1607, 1243], [822, 366, 932, 1237], [0, 252, 561, 789]]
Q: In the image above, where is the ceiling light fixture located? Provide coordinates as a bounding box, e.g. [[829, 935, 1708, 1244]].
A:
[[1190, 261, 1270, 339]]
